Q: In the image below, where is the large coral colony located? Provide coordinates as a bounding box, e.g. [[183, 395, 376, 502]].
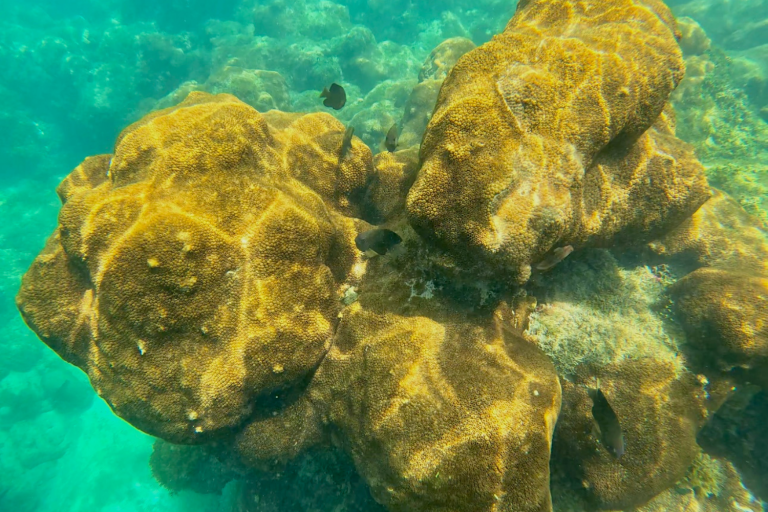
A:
[[14, 0, 768, 511]]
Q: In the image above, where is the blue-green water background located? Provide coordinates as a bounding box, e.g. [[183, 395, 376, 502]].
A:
[[1, 0, 767, 510]]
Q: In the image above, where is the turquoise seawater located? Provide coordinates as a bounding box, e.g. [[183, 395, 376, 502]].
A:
[[1, 0, 767, 511]]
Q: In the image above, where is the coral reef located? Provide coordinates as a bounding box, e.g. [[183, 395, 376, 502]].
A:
[[526, 249, 684, 379], [15, 0, 768, 510], [312, 302, 561, 512], [671, 268, 768, 389], [649, 190, 768, 390], [398, 37, 476, 149], [150, 440, 238, 494], [699, 387, 768, 502], [634, 453, 763, 511], [17, 93, 370, 443], [670, 48, 768, 164], [17, 90, 563, 512], [553, 359, 709, 510], [649, 189, 768, 274], [670, 0, 768, 51], [406, 0, 709, 283], [676, 16, 710, 57], [156, 67, 292, 113]]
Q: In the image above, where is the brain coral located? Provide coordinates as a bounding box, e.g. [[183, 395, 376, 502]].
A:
[[406, 0, 709, 282], [16, 92, 370, 443]]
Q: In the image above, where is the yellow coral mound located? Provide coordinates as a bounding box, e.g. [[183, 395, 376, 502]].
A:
[[312, 303, 561, 512], [407, 0, 708, 281], [651, 191, 768, 390], [555, 359, 709, 509], [17, 92, 369, 443]]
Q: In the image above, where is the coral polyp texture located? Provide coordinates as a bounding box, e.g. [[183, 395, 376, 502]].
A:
[[18, 0, 763, 511], [406, 0, 709, 282], [312, 303, 561, 512], [17, 92, 368, 443], [649, 190, 768, 390], [554, 359, 709, 509]]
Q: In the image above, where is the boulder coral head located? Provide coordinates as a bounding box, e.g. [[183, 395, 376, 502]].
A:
[[17, 92, 371, 443], [407, 0, 709, 283], [554, 359, 709, 509], [15, 1, 724, 511], [311, 303, 561, 512]]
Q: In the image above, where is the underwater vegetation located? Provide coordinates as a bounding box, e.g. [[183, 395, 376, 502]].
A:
[[4, 0, 768, 512]]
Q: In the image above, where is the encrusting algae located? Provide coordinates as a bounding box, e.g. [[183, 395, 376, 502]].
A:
[[14, 0, 768, 511]]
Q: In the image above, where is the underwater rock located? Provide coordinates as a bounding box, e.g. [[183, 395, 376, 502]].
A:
[[150, 440, 239, 494], [670, 268, 768, 389], [361, 147, 420, 224], [16, 92, 370, 443], [553, 359, 709, 509], [650, 191, 768, 391], [649, 189, 768, 275], [155, 67, 291, 113], [204, 67, 291, 112], [671, 0, 768, 51], [233, 447, 384, 512], [234, 393, 325, 471], [398, 37, 476, 150], [703, 163, 768, 226], [398, 79, 444, 149], [406, 0, 709, 283], [635, 452, 763, 511], [698, 389, 768, 502], [676, 16, 711, 56], [418, 37, 476, 83], [311, 302, 561, 512], [526, 249, 685, 379]]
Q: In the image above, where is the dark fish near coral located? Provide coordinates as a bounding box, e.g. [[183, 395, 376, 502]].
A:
[[588, 383, 625, 459], [535, 245, 574, 271], [385, 124, 398, 152], [340, 126, 355, 159], [320, 83, 346, 110], [355, 228, 402, 255]]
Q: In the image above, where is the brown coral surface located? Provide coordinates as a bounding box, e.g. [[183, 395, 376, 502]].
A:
[[17, 92, 369, 443], [16, 0, 739, 510], [311, 303, 561, 512], [671, 268, 768, 388], [407, 0, 709, 281], [650, 190, 768, 389], [553, 359, 709, 510]]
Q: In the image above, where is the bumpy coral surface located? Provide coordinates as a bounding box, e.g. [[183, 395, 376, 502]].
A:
[[671, 268, 768, 388], [16, 92, 369, 443], [312, 303, 561, 512], [554, 359, 709, 509], [18, 1, 757, 510], [399, 37, 476, 149], [407, 0, 709, 282], [650, 190, 768, 389], [650, 189, 768, 274], [16, 89, 564, 512]]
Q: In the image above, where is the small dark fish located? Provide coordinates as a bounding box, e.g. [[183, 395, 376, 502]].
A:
[[535, 245, 574, 271], [355, 228, 402, 255], [340, 126, 355, 159], [588, 383, 625, 459], [385, 124, 398, 152], [320, 83, 346, 110]]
